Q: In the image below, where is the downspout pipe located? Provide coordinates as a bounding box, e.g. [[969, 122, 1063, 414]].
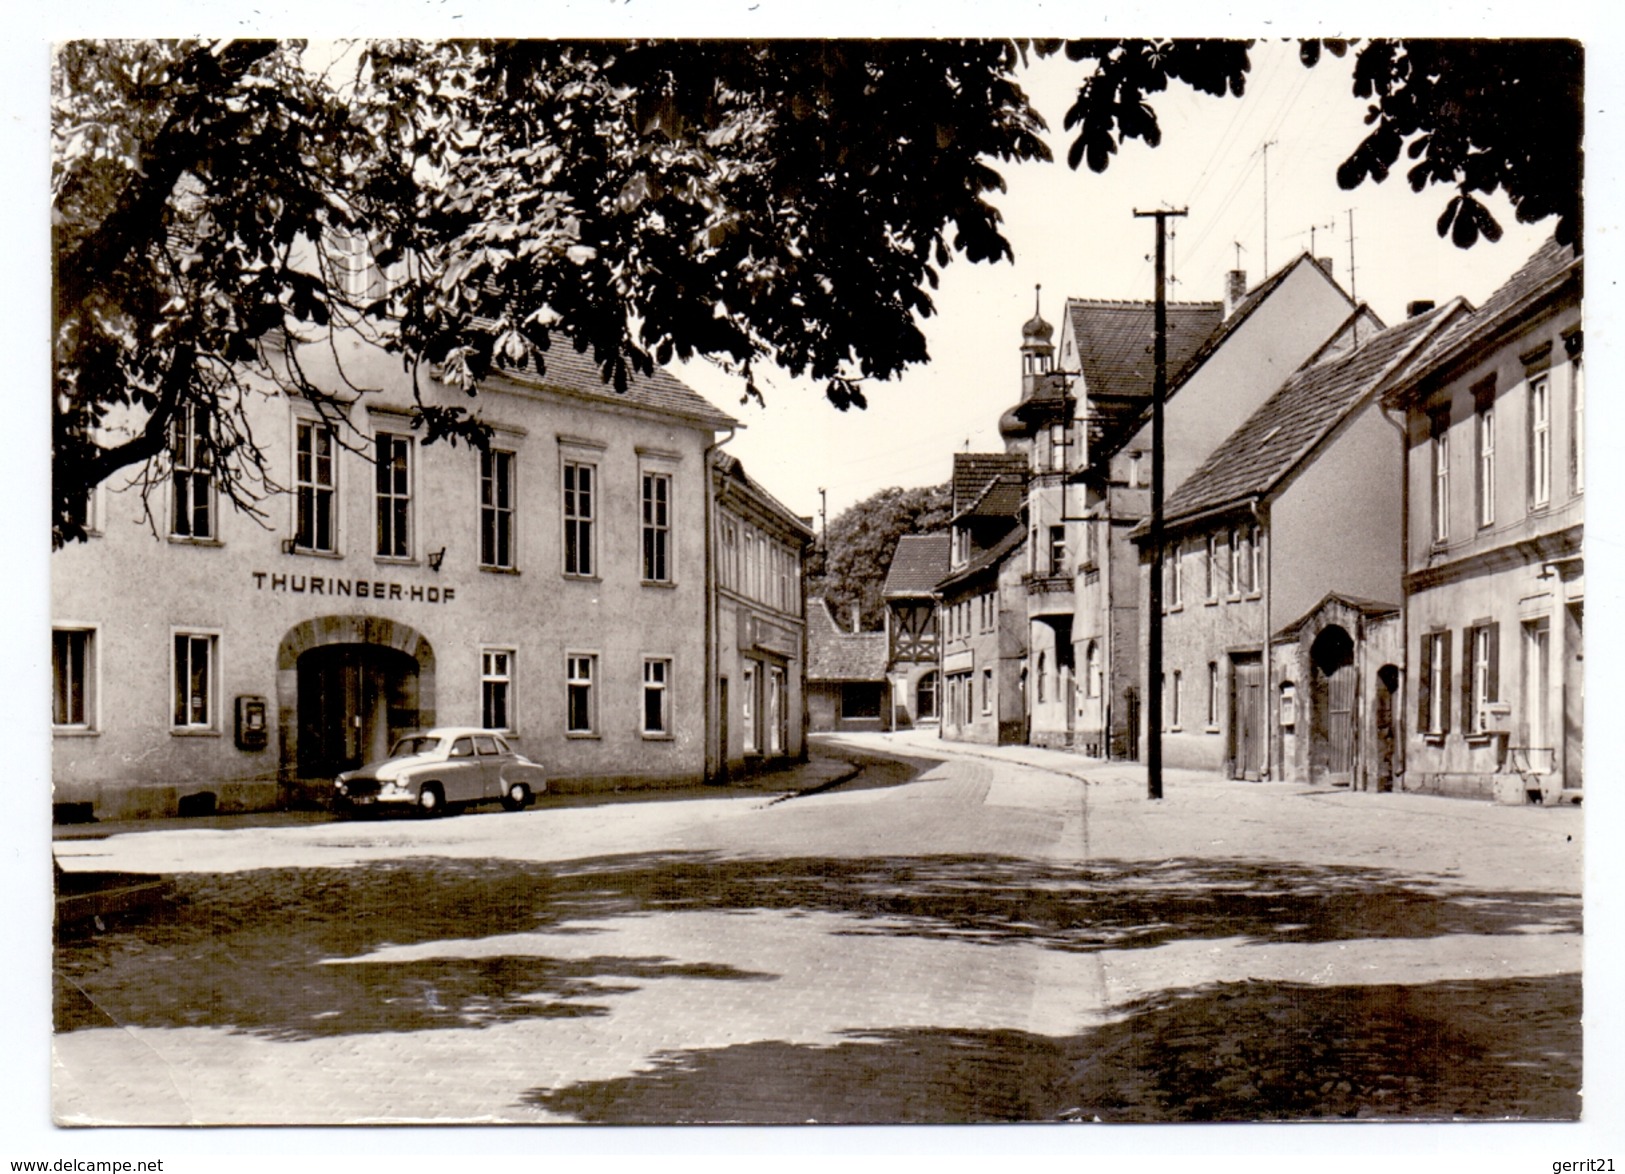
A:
[[703, 425, 737, 783]]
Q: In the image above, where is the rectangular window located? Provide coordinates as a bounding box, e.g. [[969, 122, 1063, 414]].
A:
[[480, 449, 516, 569], [642, 472, 672, 582], [1250, 525, 1262, 594], [1431, 410, 1451, 543], [1419, 629, 1453, 737], [566, 654, 596, 734], [1475, 386, 1496, 528], [1205, 534, 1217, 600], [563, 461, 595, 576], [1529, 375, 1551, 508], [482, 649, 513, 732], [295, 420, 336, 552], [1206, 661, 1219, 728], [1048, 525, 1066, 576], [982, 667, 993, 714], [1171, 542, 1183, 606], [742, 663, 758, 753], [1171, 669, 1183, 729], [1049, 423, 1067, 471], [375, 433, 412, 558], [52, 628, 95, 729], [1228, 527, 1242, 597], [1464, 622, 1500, 735], [1566, 352, 1579, 487], [170, 405, 213, 539], [643, 657, 671, 735], [173, 632, 216, 730], [1571, 354, 1585, 494], [720, 519, 739, 591]]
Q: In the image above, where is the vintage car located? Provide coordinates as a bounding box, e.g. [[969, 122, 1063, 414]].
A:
[[333, 728, 546, 816]]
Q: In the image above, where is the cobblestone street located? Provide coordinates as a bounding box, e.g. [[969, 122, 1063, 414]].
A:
[[52, 735, 1584, 1125]]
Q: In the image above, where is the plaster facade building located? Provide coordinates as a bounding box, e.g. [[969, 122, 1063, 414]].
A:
[[50, 329, 811, 820], [1140, 299, 1460, 784], [712, 452, 815, 778], [1379, 237, 1583, 803], [937, 452, 1028, 744]]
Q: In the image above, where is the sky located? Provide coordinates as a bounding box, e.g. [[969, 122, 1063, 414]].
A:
[[675, 41, 1558, 525]]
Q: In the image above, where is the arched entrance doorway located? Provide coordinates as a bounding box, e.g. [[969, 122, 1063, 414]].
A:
[[277, 616, 436, 782], [1310, 624, 1356, 787]]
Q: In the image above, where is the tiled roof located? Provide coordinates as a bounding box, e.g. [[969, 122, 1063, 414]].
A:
[[1162, 301, 1464, 526], [962, 475, 1026, 520], [883, 533, 952, 597], [1065, 298, 1223, 402], [807, 598, 890, 682], [1100, 255, 1360, 460], [1274, 592, 1400, 640], [952, 452, 1028, 514], [1171, 254, 1356, 395], [1386, 236, 1581, 399], [501, 343, 738, 429], [937, 526, 1026, 593]]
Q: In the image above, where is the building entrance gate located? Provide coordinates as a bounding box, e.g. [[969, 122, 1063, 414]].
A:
[[276, 615, 437, 787], [1310, 624, 1357, 787], [297, 644, 420, 777]]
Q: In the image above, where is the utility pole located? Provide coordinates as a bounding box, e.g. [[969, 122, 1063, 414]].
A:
[[1346, 208, 1358, 301], [818, 487, 827, 543], [1135, 206, 1187, 801]]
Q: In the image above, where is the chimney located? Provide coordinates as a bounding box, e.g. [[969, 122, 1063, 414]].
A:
[[1223, 269, 1247, 319], [1407, 299, 1437, 318], [1316, 256, 1335, 280], [850, 603, 861, 634]]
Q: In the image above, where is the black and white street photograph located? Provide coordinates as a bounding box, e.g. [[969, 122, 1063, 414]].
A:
[[16, 6, 1624, 1170]]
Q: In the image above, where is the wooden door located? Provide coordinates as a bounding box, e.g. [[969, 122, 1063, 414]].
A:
[[1233, 657, 1263, 780], [1324, 661, 1357, 784]]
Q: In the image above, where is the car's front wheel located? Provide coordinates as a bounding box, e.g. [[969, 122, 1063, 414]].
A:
[[501, 782, 531, 812], [416, 783, 444, 817]]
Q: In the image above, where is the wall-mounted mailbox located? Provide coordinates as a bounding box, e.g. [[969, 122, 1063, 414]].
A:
[[1480, 700, 1514, 735], [235, 695, 269, 751]]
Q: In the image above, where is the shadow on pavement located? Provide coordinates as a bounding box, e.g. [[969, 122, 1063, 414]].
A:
[[525, 974, 1581, 1123], [56, 852, 1579, 1046]]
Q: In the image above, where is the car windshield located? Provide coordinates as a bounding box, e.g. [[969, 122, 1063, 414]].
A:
[[390, 735, 441, 757]]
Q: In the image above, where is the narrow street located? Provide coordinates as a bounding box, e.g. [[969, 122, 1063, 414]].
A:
[[52, 734, 1583, 1125]]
